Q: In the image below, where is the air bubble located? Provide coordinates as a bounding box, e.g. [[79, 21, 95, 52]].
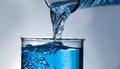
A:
[[40, 57, 45, 60], [38, 67, 42, 69], [39, 61, 43, 64], [43, 61, 48, 65]]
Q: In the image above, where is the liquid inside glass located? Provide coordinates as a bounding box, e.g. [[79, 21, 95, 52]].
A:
[[22, 41, 83, 69]]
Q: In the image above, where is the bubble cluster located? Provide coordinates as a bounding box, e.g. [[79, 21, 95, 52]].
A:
[[22, 43, 59, 69], [22, 50, 56, 69]]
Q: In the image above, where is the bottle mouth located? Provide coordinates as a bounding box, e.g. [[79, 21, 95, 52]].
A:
[[45, 0, 80, 13]]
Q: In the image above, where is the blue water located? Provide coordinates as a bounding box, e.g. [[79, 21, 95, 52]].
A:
[[50, 1, 77, 39], [22, 42, 83, 69]]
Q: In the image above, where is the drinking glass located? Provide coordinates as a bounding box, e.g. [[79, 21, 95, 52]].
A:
[[21, 37, 84, 69]]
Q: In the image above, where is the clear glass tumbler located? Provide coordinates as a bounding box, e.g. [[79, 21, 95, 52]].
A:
[[21, 38, 84, 69]]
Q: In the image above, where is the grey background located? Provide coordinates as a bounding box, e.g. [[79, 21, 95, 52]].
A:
[[0, 0, 120, 69]]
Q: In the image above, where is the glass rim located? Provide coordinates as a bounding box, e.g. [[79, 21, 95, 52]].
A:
[[21, 37, 85, 41]]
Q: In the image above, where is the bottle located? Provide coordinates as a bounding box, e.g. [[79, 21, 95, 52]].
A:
[[78, 0, 120, 9]]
